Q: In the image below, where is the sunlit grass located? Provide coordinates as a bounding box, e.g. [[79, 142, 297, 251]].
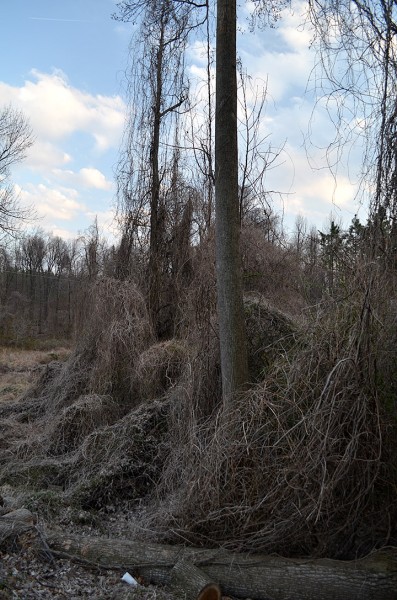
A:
[[0, 343, 72, 404]]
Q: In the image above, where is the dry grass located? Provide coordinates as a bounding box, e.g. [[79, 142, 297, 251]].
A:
[[0, 345, 72, 404], [241, 224, 306, 315], [0, 371, 33, 403], [81, 277, 154, 403], [0, 346, 70, 370], [0, 279, 168, 506], [143, 265, 397, 557], [135, 340, 190, 400], [0, 264, 395, 560]]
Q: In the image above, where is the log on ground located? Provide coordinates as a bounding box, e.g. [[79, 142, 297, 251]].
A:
[[170, 558, 221, 600], [0, 508, 36, 545], [45, 529, 397, 600]]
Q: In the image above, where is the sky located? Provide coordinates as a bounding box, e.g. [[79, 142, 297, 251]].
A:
[[0, 0, 365, 242]]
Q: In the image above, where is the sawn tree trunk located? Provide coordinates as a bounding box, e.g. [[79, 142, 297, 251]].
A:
[[45, 529, 397, 600]]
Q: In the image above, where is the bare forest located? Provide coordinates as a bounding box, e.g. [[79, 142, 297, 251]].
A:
[[0, 1, 397, 599]]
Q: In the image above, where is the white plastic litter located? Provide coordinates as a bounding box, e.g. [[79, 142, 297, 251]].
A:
[[121, 572, 139, 586]]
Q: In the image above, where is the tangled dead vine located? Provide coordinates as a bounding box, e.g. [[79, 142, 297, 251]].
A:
[[0, 267, 396, 559], [143, 267, 397, 557], [0, 279, 171, 503]]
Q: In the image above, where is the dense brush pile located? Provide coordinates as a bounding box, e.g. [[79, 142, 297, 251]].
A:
[[0, 237, 396, 559], [154, 265, 396, 557]]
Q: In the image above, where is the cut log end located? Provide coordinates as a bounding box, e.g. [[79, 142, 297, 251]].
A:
[[197, 583, 222, 600], [171, 558, 222, 600]]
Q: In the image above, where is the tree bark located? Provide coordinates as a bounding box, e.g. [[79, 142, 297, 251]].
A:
[[0, 509, 36, 545], [0, 508, 36, 524], [215, 0, 248, 403], [45, 529, 397, 600], [170, 559, 221, 600], [148, 13, 164, 331]]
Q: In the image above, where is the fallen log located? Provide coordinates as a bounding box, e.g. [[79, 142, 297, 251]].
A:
[[45, 529, 397, 600], [0, 508, 36, 545], [1, 508, 36, 524], [170, 558, 221, 600]]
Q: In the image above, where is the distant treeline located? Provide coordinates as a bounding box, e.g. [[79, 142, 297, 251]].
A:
[[1, 210, 386, 345]]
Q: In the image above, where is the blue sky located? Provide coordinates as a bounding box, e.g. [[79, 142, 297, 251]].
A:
[[0, 0, 129, 239], [0, 0, 364, 241]]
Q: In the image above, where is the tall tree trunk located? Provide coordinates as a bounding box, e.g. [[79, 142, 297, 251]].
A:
[[215, 0, 248, 403], [148, 35, 164, 333]]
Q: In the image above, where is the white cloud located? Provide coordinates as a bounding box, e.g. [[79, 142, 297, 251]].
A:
[[278, 1, 313, 50], [15, 181, 119, 240], [52, 167, 113, 190], [0, 70, 126, 154], [0, 70, 122, 239], [239, 43, 312, 104], [18, 183, 86, 223], [79, 167, 113, 190], [264, 145, 359, 228], [187, 40, 213, 69], [295, 171, 356, 211], [235, 1, 314, 103], [44, 225, 80, 240], [24, 140, 72, 171], [279, 25, 312, 53], [86, 208, 118, 241]]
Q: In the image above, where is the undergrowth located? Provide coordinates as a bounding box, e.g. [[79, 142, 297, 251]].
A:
[[0, 253, 396, 559]]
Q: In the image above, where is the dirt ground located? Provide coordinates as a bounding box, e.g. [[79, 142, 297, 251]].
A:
[[0, 543, 175, 600], [0, 344, 178, 600]]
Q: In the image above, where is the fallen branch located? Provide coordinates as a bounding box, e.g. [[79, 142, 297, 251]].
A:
[[45, 529, 397, 600]]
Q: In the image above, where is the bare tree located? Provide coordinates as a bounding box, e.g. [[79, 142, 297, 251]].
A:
[[308, 0, 397, 257], [115, 0, 190, 334], [115, 0, 292, 397], [184, 1, 216, 237], [291, 214, 308, 259], [215, 0, 249, 402], [0, 106, 34, 236], [214, 0, 291, 402], [20, 232, 46, 330], [237, 68, 285, 233]]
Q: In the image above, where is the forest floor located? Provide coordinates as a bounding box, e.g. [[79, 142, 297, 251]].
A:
[[0, 344, 178, 600]]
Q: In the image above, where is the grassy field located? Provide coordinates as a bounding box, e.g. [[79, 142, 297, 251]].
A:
[[0, 342, 72, 404]]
